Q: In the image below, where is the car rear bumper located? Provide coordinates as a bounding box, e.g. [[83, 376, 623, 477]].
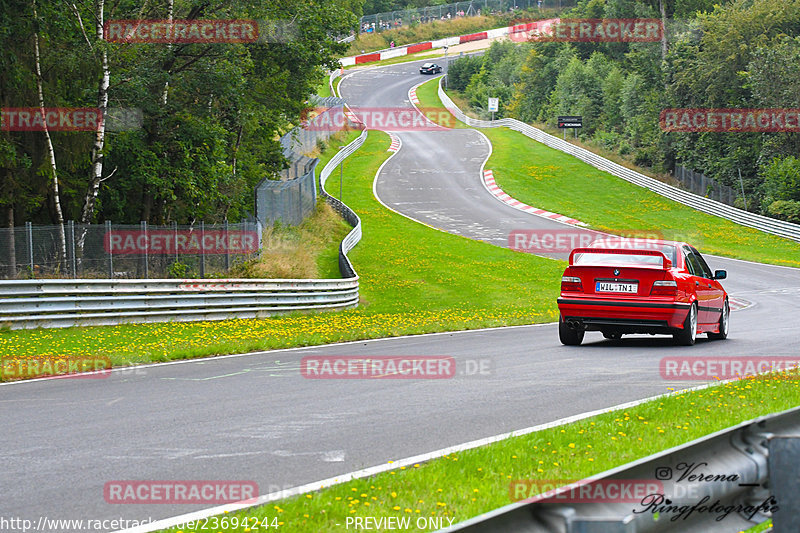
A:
[[557, 297, 691, 332]]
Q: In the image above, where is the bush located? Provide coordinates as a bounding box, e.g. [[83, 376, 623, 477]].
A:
[[767, 200, 800, 223], [762, 156, 800, 202], [167, 260, 191, 278], [593, 130, 620, 151], [447, 55, 482, 91]]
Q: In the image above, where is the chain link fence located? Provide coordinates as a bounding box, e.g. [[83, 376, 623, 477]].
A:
[[359, 0, 571, 34], [0, 221, 260, 280], [255, 158, 319, 226], [674, 165, 739, 207], [255, 99, 352, 227]]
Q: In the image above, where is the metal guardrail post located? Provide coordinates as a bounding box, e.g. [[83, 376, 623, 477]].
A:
[[26, 221, 33, 276], [172, 221, 178, 268], [200, 221, 206, 278], [768, 436, 800, 531], [224, 219, 230, 272], [141, 221, 148, 279], [106, 220, 113, 278], [68, 220, 77, 278]]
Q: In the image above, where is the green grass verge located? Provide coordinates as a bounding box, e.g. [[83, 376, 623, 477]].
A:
[[322, 131, 564, 318], [316, 79, 332, 98], [414, 78, 800, 267], [157, 375, 800, 532], [0, 130, 563, 376], [413, 76, 468, 130]]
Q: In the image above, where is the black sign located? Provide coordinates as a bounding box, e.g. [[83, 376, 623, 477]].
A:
[[558, 115, 583, 128]]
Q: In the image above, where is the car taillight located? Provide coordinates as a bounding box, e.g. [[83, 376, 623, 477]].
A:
[[651, 280, 677, 296], [561, 276, 582, 292]]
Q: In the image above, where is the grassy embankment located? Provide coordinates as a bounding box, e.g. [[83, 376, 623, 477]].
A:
[[414, 77, 800, 266]]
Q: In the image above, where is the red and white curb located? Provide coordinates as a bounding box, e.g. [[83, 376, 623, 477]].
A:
[[407, 82, 447, 130], [483, 169, 587, 226], [340, 20, 558, 67], [343, 108, 361, 125], [387, 133, 401, 152], [409, 87, 420, 105]]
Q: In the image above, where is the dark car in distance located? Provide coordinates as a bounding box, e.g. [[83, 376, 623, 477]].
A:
[[419, 63, 443, 74]]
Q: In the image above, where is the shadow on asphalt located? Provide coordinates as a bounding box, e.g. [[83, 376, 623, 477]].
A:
[[576, 336, 714, 349]]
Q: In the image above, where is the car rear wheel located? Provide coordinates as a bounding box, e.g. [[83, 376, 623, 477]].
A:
[[708, 298, 729, 340], [674, 303, 697, 346], [559, 315, 584, 346]]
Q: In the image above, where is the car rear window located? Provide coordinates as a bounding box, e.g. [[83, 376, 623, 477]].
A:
[[574, 245, 676, 267]]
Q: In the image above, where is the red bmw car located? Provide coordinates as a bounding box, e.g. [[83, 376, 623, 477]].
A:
[[557, 238, 729, 346]]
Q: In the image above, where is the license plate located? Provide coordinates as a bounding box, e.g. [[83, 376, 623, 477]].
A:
[[596, 282, 638, 293]]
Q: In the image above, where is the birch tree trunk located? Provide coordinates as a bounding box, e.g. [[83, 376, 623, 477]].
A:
[[75, 0, 110, 266], [162, 0, 174, 106], [79, 0, 108, 228], [32, 0, 67, 271]]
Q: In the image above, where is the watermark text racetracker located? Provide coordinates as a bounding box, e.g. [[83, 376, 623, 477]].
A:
[[301, 356, 492, 379], [661, 356, 800, 380], [104, 480, 258, 504], [509, 18, 662, 42], [303, 107, 455, 131], [660, 108, 800, 132], [1, 356, 112, 380], [510, 479, 664, 503], [104, 19, 259, 43], [1, 107, 142, 132], [103, 229, 259, 254], [0, 516, 154, 532], [508, 229, 692, 258], [104, 19, 298, 44]]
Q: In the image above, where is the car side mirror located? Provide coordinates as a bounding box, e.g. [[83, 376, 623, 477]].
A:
[[713, 270, 727, 280]]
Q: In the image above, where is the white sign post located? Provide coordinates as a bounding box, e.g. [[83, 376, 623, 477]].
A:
[[488, 97, 499, 121]]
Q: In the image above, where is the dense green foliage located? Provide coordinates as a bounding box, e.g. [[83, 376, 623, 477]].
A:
[[449, 0, 800, 214], [363, 0, 451, 17], [0, 0, 355, 225]]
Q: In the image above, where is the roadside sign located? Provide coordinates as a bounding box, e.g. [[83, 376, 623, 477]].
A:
[[488, 98, 499, 112], [558, 115, 582, 128]]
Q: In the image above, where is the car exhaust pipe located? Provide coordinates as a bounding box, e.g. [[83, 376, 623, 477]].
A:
[[566, 319, 583, 330]]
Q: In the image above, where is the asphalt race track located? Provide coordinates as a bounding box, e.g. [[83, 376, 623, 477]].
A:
[[2, 58, 800, 531]]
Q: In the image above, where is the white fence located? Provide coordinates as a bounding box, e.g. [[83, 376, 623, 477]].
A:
[[438, 78, 800, 242]]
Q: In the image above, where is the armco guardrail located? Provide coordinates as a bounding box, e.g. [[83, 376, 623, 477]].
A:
[[319, 128, 368, 279], [438, 78, 800, 243], [441, 405, 800, 532], [0, 130, 369, 330], [0, 278, 359, 329]]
